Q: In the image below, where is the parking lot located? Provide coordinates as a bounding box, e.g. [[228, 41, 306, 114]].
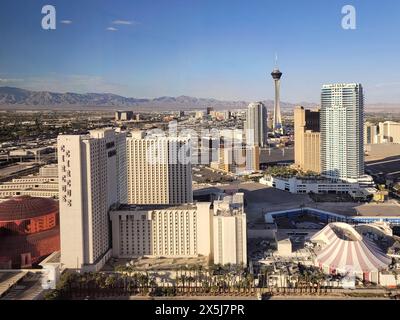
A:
[[195, 182, 313, 222], [366, 156, 400, 182]]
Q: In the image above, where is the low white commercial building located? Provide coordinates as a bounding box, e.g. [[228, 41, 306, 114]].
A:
[[260, 175, 374, 197], [9, 147, 55, 158], [0, 164, 59, 199], [378, 272, 400, 287], [39, 164, 58, 177], [275, 232, 293, 257], [0, 185, 58, 199], [40, 251, 61, 290]]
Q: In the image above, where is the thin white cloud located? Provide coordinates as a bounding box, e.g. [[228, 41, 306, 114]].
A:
[[60, 20, 73, 24], [0, 78, 24, 83], [106, 27, 118, 31], [112, 20, 135, 25]]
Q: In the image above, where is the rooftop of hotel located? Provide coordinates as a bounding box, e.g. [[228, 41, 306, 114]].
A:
[[114, 203, 201, 212], [213, 193, 245, 216]]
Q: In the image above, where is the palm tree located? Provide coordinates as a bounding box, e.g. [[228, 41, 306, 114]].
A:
[[137, 273, 146, 295], [149, 275, 157, 294], [209, 263, 220, 276], [97, 273, 107, 289], [201, 276, 210, 294], [178, 274, 187, 293], [105, 275, 117, 296], [58, 270, 80, 298]]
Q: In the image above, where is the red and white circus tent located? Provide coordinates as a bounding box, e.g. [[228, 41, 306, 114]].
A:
[[311, 223, 392, 282]]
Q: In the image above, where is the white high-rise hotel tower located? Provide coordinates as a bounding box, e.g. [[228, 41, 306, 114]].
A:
[[245, 102, 268, 147], [320, 83, 364, 181], [58, 128, 127, 270]]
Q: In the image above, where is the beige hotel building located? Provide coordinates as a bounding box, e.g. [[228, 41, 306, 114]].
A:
[[294, 106, 321, 173]]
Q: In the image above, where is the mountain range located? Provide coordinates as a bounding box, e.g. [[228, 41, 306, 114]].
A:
[[0, 86, 397, 112], [0, 86, 317, 111]]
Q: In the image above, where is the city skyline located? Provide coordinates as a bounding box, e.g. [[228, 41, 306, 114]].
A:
[[1, 0, 400, 104], [2, 1, 400, 304], [2, 83, 400, 300]]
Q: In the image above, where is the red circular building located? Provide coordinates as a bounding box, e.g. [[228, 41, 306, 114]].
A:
[[0, 196, 60, 269]]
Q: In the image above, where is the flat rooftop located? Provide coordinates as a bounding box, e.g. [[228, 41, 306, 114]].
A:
[[260, 147, 294, 164], [353, 203, 400, 217], [275, 231, 292, 242], [114, 203, 200, 212]]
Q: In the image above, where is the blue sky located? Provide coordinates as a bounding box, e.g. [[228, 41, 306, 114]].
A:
[[0, 0, 400, 103]]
